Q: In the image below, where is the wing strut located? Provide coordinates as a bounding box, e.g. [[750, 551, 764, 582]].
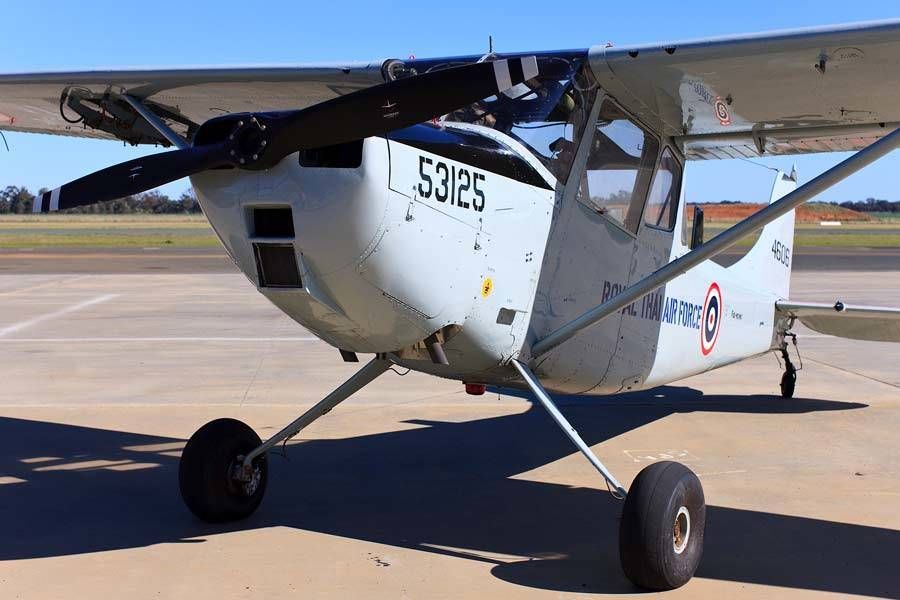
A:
[[529, 126, 900, 359], [511, 359, 627, 497], [119, 94, 189, 149]]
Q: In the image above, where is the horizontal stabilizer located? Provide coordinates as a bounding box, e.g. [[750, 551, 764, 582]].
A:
[[776, 300, 900, 342]]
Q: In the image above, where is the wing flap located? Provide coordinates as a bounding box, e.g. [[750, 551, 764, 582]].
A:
[[776, 300, 900, 342]]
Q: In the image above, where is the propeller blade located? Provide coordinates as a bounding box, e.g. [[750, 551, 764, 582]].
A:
[[248, 56, 540, 167], [33, 144, 229, 213], [35, 56, 540, 212]]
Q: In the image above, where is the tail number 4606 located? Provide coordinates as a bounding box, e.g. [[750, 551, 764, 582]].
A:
[[771, 239, 791, 267], [418, 156, 486, 212]]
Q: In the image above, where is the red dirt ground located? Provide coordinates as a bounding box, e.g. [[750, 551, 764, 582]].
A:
[[690, 203, 872, 223]]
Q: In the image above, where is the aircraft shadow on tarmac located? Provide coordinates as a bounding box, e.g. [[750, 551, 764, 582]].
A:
[[1, 386, 896, 598]]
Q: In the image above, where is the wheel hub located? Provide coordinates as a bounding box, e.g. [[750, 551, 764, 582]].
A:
[[230, 455, 262, 496], [673, 506, 691, 554], [241, 463, 262, 496]]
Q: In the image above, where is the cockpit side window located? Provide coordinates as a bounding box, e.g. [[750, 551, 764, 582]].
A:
[[643, 147, 682, 231], [576, 100, 660, 234]]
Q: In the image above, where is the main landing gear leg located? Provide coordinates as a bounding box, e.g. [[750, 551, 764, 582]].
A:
[[178, 356, 391, 523], [511, 359, 706, 591]]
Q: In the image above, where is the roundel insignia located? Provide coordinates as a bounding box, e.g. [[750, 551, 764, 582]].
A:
[[714, 97, 731, 126], [701, 282, 723, 356]]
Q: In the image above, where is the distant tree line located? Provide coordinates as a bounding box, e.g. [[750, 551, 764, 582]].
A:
[[0, 186, 202, 214], [708, 199, 899, 212], [3, 184, 899, 215], [837, 198, 900, 213]]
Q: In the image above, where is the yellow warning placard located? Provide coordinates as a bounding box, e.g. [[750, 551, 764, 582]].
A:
[[481, 277, 493, 298]]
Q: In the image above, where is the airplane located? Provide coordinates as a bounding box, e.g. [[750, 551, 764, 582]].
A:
[[3, 18, 900, 591]]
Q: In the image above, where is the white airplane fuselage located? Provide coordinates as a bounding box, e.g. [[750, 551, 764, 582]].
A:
[[192, 123, 792, 395]]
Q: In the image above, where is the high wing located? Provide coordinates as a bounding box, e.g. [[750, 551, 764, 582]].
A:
[[776, 300, 900, 343], [7, 19, 900, 156], [590, 19, 900, 159], [0, 62, 386, 145]]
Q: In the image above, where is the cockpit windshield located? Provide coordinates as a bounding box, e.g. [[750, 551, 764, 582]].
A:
[[439, 56, 598, 184]]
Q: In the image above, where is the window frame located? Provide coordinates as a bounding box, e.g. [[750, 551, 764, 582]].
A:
[[641, 144, 684, 234], [575, 97, 662, 237]]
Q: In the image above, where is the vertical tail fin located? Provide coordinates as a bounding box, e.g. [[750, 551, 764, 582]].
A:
[[728, 167, 797, 298]]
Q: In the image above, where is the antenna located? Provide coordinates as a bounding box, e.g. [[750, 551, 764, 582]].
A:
[[489, 35, 493, 54]]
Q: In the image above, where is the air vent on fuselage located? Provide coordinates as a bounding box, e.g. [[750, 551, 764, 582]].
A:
[[299, 139, 363, 168], [253, 243, 302, 288], [252, 207, 295, 238]]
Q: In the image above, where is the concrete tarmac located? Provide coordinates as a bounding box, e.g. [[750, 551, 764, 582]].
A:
[[0, 266, 898, 599]]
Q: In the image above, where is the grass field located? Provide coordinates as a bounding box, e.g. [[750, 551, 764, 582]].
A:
[[705, 222, 900, 248], [0, 214, 219, 248], [0, 214, 897, 249], [868, 211, 900, 222]]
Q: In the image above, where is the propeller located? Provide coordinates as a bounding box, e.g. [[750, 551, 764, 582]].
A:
[[33, 56, 540, 213]]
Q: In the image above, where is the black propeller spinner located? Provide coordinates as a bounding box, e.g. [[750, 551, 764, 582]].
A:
[[34, 57, 539, 213]]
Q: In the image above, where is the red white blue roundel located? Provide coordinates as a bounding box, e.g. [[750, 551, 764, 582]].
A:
[[701, 282, 723, 356]]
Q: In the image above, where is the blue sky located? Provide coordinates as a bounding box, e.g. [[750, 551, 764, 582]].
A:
[[2, 1, 900, 203]]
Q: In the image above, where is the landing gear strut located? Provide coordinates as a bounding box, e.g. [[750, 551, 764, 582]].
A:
[[178, 357, 391, 522], [180, 355, 706, 589], [511, 360, 706, 590]]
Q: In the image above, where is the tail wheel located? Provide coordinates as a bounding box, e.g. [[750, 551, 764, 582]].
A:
[[619, 461, 706, 590], [179, 418, 268, 523], [780, 368, 797, 398]]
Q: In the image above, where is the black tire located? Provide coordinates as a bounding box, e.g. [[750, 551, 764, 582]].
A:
[[619, 461, 705, 590], [179, 418, 268, 523], [780, 369, 797, 398]]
